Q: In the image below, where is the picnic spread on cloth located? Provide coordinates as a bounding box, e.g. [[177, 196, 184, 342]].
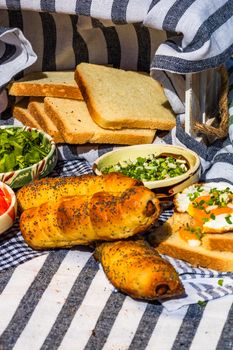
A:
[[1, 1, 233, 349]]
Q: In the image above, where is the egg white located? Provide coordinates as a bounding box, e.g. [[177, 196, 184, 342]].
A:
[[203, 213, 233, 233], [174, 182, 233, 213]]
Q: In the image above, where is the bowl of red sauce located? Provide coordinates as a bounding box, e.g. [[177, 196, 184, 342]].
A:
[[0, 182, 17, 234]]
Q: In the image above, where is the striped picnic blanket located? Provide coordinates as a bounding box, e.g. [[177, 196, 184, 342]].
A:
[[1, 250, 233, 350]]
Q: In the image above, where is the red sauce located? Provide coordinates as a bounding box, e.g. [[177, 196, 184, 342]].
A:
[[0, 188, 11, 215]]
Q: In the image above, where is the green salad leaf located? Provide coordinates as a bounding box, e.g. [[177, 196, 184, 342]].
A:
[[0, 128, 51, 173]]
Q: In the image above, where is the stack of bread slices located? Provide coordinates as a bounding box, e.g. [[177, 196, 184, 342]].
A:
[[9, 63, 176, 145]]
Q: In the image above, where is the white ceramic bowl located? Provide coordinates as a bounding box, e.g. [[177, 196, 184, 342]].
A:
[[0, 125, 57, 188], [0, 181, 17, 234], [93, 144, 201, 197]]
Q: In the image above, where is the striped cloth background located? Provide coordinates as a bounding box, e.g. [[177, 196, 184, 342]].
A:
[[1, 0, 233, 114], [1, 1, 233, 349]]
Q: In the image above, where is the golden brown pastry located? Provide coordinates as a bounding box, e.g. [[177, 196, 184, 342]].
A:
[[94, 239, 184, 300], [20, 186, 160, 249], [17, 173, 142, 212]]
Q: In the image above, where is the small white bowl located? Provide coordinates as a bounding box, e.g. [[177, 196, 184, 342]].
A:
[[0, 182, 17, 234], [93, 144, 201, 197]]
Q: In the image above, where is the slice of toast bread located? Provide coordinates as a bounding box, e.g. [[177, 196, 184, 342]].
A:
[[12, 99, 42, 130], [44, 97, 156, 144], [75, 63, 176, 130], [9, 71, 83, 100], [28, 97, 64, 143], [149, 212, 233, 272]]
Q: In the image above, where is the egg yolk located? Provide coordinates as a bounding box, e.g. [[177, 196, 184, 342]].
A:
[[187, 194, 233, 225], [179, 191, 233, 243], [179, 224, 202, 242]]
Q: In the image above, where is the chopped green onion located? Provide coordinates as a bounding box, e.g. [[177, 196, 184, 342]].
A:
[[198, 300, 207, 306], [210, 213, 216, 220], [225, 215, 233, 225], [102, 154, 188, 181], [218, 279, 224, 286]]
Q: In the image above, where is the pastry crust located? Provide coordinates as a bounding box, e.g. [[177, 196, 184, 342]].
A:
[[16, 173, 142, 212], [94, 239, 184, 300], [20, 186, 160, 249]]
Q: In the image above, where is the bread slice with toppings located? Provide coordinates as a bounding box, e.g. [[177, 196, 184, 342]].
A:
[[149, 181, 233, 272], [149, 212, 233, 272]]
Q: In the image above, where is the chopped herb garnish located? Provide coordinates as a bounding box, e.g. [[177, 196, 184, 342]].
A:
[[184, 224, 203, 240], [101, 154, 188, 181], [210, 213, 216, 220], [197, 300, 207, 306], [202, 217, 209, 223], [188, 186, 204, 201], [218, 279, 224, 286], [192, 201, 205, 210], [225, 215, 233, 225]]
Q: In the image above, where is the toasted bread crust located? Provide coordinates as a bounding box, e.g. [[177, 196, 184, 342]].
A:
[[156, 241, 233, 271]]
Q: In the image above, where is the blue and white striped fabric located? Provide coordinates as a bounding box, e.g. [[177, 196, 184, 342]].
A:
[[1, 250, 233, 350], [0, 0, 233, 114]]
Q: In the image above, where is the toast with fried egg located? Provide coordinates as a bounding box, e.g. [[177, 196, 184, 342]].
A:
[[149, 182, 233, 271]]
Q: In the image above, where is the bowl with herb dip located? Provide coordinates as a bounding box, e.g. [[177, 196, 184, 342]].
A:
[[0, 126, 57, 188], [93, 144, 201, 197]]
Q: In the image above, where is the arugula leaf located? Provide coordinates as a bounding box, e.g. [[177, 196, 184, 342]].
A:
[[0, 128, 51, 172]]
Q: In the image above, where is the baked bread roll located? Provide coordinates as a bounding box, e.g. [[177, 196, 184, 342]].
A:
[[17, 173, 142, 212], [94, 239, 184, 300], [20, 186, 160, 249]]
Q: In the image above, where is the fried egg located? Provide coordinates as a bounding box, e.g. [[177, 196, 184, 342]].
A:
[[174, 182, 233, 236]]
